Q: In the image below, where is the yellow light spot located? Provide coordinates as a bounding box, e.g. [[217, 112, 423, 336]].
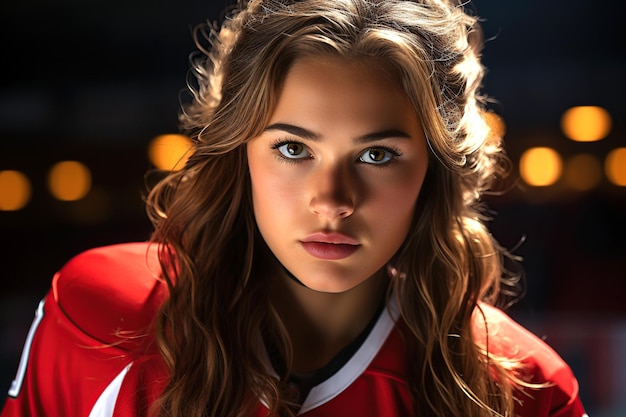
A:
[[484, 111, 506, 140], [605, 148, 626, 186], [519, 147, 563, 187], [0, 170, 32, 211], [563, 154, 602, 191], [561, 106, 611, 142], [48, 161, 92, 201], [148, 134, 193, 171]]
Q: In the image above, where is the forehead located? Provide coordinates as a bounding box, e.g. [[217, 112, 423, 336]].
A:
[[281, 55, 403, 96], [268, 56, 417, 130]]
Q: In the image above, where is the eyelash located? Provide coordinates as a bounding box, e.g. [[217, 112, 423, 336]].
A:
[[359, 145, 402, 167], [270, 139, 312, 164], [269, 139, 403, 167]]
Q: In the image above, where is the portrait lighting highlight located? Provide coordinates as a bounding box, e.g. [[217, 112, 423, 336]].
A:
[[47, 161, 92, 201], [0, 170, 31, 211], [148, 134, 193, 171], [519, 147, 563, 187], [605, 148, 626, 186], [561, 106, 611, 142]]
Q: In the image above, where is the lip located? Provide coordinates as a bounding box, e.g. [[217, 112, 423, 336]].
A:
[[301, 232, 360, 245], [300, 232, 360, 260]]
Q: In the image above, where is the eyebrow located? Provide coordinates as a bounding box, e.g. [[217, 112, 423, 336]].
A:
[[264, 123, 412, 143]]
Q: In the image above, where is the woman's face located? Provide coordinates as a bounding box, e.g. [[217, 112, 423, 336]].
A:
[[247, 56, 429, 293]]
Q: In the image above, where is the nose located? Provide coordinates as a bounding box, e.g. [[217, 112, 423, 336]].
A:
[[308, 163, 356, 221]]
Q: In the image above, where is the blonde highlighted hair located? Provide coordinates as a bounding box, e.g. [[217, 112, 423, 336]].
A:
[[146, 1, 525, 416]]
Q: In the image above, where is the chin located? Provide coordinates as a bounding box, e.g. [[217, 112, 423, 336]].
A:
[[297, 272, 368, 294], [305, 282, 355, 294]]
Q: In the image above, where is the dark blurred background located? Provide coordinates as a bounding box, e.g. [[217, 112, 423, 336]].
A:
[[1, 0, 624, 415]]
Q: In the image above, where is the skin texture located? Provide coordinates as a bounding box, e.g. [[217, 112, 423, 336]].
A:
[[248, 56, 429, 293], [247, 56, 430, 370]]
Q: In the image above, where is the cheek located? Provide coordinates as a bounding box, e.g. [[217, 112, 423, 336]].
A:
[[378, 188, 419, 235], [249, 162, 299, 224], [376, 167, 426, 216], [370, 168, 427, 244]]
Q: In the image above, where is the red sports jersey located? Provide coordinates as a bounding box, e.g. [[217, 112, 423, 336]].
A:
[[1, 242, 587, 417]]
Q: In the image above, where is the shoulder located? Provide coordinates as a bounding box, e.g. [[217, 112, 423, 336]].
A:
[[475, 303, 586, 415], [52, 242, 169, 349], [474, 303, 570, 378]]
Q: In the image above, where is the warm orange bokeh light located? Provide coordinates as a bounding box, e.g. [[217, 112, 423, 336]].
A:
[[148, 134, 193, 171], [48, 161, 92, 201], [561, 106, 611, 142], [519, 147, 563, 187], [0, 170, 32, 211], [563, 154, 602, 191], [605, 148, 626, 186], [484, 111, 506, 141]]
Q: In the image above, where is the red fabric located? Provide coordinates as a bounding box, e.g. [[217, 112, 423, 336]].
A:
[[1, 242, 165, 417], [297, 328, 413, 416], [1, 242, 587, 417]]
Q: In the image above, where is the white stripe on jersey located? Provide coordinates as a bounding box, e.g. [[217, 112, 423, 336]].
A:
[[298, 296, 399, 414], [86, 297, 401, 417], [88, 363, 133, 417], [8, 299, 45, 398]]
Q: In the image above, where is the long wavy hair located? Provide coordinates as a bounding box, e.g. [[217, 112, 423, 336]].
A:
[[145, 1, 527, 416]]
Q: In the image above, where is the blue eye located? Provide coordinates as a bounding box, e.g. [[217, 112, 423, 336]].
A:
[[359, 148, 396, 165], [275, 142, 311, 159]]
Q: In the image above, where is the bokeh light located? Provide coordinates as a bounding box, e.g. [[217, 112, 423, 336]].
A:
[[519, 147, 563, 187], [605, 148, 626, 186], [0, 170, 32, 211], [148, 134, 193, 171], [563, 154, 603, 191], [63, 186, 112, 224], [484, 111, 506, 141], [561, 106, 611, 142], [47, 161, 92, 201]]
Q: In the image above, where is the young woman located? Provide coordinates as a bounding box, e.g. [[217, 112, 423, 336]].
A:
[[2, 1, 588, 416]]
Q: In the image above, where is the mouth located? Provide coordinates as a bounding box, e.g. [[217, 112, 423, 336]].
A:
[[300, 232, 360, 260]]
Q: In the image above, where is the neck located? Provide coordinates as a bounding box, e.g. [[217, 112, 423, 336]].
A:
[[270, 265, 389, 373]]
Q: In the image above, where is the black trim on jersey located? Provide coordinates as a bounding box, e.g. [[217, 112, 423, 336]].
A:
[[286, 299, 386, 404]]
